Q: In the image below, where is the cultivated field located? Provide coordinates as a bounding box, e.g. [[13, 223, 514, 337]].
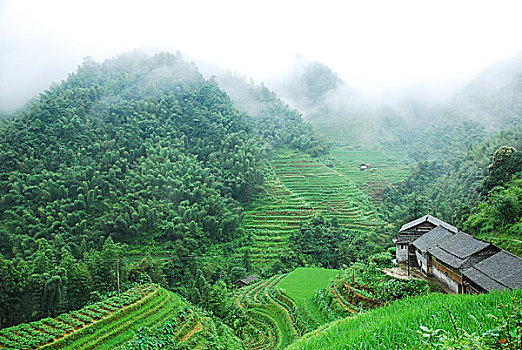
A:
[[0, 285, 204, 350], [311, 118, 411, 203], [239, 172, 314, 265], [286, 288, 522, 350], [234, 267, 348, 350], [272, 148, 383, 234]]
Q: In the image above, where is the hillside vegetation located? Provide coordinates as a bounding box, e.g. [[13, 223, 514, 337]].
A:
[[286, 288, 522, 350], [0, 52, 325, 328], [233, 264, 434, 350], [0, 284, 242, 350], [1, 51, 521, 350], [0, 285, 174, 349]]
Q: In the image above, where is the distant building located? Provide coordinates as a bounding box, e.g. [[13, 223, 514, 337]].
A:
[[236, 275, 260, 288], [360, 163, 371, 171]]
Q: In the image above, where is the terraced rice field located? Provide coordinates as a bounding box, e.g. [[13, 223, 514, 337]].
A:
[[240, 172, 314, 264], [311, 119, 411, 202], [240, 146, 390, 265], [272, 149, 383, 234], [0, 285, 201, 350], [278, 267, 340, 325], [118, 293, 210, 349], [328, 148, 410, 201], [235, 275, 298, 350], [235, 275, 318, 349], [235, 268, 359, 350]]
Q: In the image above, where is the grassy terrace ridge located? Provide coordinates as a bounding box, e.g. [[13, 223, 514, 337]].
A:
[[272, 148, 383, 231], [0, 285, 195, 350], [278, 267, 340, 325], [278, 268, 340, 305], [235, 269, 341, 350], [285, 289, 522, 350], [239, 171, 314, 265], [310, 119, 411, 203]]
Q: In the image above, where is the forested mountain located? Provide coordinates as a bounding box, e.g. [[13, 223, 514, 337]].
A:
[[0, 52, 322, 328], [1, 50, 520, 349], [215, 71, 327, 156]]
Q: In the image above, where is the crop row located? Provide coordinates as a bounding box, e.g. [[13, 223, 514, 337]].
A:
[[0, 284, 157, 350], [236, 275, 305, 349], [62, 288, 171, 350], [272, 149, 383, 232], [239, 172, 314, 265], [115, 295, 203, 350]]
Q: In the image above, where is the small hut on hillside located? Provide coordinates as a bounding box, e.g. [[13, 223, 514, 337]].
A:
[[236, 275, 260, 288]]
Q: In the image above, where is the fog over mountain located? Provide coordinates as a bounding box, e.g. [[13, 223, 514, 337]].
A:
[[3, 0, 522, 113]]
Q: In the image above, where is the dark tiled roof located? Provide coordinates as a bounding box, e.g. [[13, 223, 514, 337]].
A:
[[429, 246, 466, 268], [428, 232, 491, 269], [437, 232, 490, 259], [240, 275, 260, 285], [412, 226, 455, 253], [464, 267, 507, 292], [399, 214, 458, 233], [394, 234, 422, 244], [463, 250, 522, 291]]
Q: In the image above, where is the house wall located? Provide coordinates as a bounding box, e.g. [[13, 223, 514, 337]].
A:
[[396, 243, 409, 263], [432, 265, 460, 293], [415, 250, 429, 275], [463, 280, 486, 295]]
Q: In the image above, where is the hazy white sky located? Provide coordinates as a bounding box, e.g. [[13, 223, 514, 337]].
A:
[[1, 0, 522, 110]]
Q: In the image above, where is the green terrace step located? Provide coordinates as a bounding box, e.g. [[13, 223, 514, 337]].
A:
[[239, 171, 315, 266]]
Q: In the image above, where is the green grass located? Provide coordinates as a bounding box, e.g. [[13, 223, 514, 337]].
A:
[[285, 289, 522, 350], [0, 285, 200, 350], [278, 267, 339, 306]]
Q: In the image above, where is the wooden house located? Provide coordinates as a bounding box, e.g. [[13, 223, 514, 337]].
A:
[[394, 214, 457, 264], [236, 275, 260, 288], [462, 250, 522, 294], [395, 215, 521, 295], [412, 226, 455, 275], [427, 232, 500, 294]]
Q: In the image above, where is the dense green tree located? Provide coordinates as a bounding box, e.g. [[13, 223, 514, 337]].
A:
[[0, 255, 26, 328]]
